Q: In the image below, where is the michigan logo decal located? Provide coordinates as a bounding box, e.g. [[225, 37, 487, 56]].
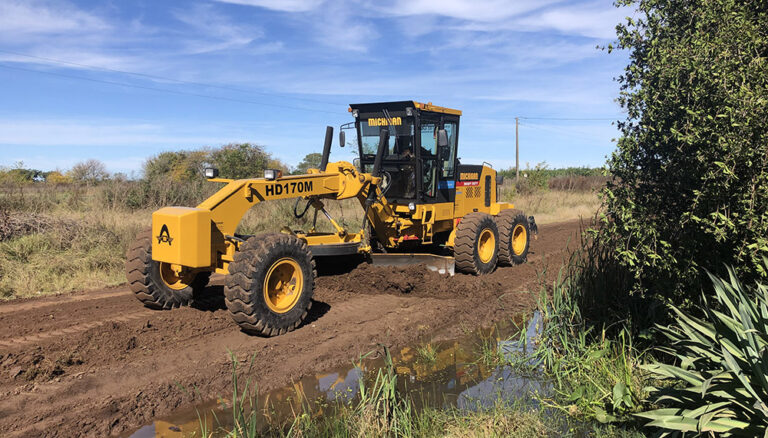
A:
[[156, 224, 173, 246]]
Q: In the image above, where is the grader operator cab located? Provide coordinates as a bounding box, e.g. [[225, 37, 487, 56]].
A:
[[126, 101, 531, 336]]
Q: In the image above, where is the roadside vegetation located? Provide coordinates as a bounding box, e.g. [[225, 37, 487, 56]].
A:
[[524, 0, 768, 436]]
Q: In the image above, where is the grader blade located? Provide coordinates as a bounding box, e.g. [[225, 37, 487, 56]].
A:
[[370, 253, 455, 276]]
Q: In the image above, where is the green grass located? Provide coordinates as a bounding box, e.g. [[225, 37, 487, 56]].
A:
[[193, 339, 646, 438], [414, 343, 437, 366]]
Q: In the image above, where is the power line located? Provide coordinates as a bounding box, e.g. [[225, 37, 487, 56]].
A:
[[0, 62, 342, 115], [0, 49, 347, 108], [519, 121, 614, 143]]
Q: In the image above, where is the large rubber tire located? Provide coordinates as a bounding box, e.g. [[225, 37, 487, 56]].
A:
[[496, 210, 531, 266], [125, 229, 211, 310], [454, 212, 500, 275], [224, 233, 315, 337]]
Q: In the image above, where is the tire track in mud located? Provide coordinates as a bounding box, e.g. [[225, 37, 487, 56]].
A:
[[0, 289, 132, 315], [0, 308, 156, 349]]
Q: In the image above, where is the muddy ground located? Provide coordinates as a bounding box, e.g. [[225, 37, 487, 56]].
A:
[[0, 220, 581, 437]]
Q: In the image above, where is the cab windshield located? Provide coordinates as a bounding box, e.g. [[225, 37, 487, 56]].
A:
[[359, 114, 414, 157], [357, 112, 417, 200]]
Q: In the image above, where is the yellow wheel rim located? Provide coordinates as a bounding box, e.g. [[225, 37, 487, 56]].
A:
[[159, 263, 194, 291], [477, 228, 496, 263], [512, 224, 527, 255], [263, 258, 303, 314]]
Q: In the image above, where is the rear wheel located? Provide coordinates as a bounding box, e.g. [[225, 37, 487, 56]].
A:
[[454, 212, 499, 275], [125, 229, 211, 309], [496, 210, 530, 266], [225, 234, 315, 336]]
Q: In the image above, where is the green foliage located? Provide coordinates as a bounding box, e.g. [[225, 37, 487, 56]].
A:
[[498, 164, 607, 195], [210, 143, 272, 179], [294, 152, 323, 174], [0, 162, 44, 185], [143, 150, 209, 182], [638, 262, 768, 436], [534, 253, 646, 424], [497, 165, 604, 181], [602, 0, 768, 300]]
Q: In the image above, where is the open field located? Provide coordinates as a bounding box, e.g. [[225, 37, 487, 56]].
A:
[[0, 220, 581, 437]]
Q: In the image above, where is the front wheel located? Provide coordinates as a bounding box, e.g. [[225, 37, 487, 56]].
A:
[[454, 212, 499, 275], [125, 229, 211, 309], [224, 234, 315, 336]]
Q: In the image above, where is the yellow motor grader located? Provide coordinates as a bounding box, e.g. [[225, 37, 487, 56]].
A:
[[126, 101, 531, 336]]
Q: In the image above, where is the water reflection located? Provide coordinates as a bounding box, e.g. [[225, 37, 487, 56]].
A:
[[127, 311, 546, 437]]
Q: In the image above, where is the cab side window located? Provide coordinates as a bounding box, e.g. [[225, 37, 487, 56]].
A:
[[442, 122, 458, 178]]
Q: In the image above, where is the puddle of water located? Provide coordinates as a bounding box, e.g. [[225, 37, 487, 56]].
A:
[[127, 311, 546, 438]]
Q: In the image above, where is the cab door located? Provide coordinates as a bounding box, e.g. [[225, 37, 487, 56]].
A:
[[417, 116, 440, 201], [437, 118, 459, 202]]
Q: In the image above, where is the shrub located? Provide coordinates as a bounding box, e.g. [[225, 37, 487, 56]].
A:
[[210, 143, 271, 179], [601, 0, 768, 300], [144, 150, 209, 182]]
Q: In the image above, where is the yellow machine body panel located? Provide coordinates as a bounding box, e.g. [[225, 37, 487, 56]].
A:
[[152, 207, 212, 268], [454, 165, 507, 218]]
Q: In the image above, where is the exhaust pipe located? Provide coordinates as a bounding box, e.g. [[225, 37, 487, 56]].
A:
[[320, 125, 333, 172]]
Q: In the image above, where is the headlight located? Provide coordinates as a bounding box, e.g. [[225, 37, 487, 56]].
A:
[[204, 167, 219, 179], [264, 169, 282, 180], [408, 202, 416, 211]]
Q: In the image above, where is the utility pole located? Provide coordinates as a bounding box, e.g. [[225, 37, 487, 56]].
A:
[[515, 117, 519, 181]]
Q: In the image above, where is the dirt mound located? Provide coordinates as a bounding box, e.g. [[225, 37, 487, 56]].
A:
[[316, 263, 536, 299]]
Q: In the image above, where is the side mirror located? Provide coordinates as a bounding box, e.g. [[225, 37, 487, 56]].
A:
[[437, 129, 449, 147], [339, 130, 346, 147]]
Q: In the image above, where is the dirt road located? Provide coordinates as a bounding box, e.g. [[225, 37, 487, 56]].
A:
[[0, 220, 581, 437]]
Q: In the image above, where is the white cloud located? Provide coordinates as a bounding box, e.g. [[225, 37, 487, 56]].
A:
[[214, 0, 325, 12], [0, 0, 108, 36], [366, 0, 555, 22], [173, 4, 264, 54], [514, 2, 629, 39]]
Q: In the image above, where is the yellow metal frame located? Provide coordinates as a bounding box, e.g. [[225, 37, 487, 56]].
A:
[[151, 158, 517, 275]]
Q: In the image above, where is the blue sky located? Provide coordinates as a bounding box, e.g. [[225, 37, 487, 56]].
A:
[[0, 0, 630, 175]]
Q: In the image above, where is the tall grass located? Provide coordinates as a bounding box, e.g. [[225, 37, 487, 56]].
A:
[[527, 220, 649, 425]]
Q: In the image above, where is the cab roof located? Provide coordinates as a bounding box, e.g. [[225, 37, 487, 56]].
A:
[[349, 100, 462, 116]]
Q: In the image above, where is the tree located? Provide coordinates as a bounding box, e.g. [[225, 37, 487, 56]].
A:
[[209, 143, 270, 179], [602, 0, 768, 300], [293, 153, 323, 174], [143, 150, 208, 182], [68, 159, 109, 184]]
